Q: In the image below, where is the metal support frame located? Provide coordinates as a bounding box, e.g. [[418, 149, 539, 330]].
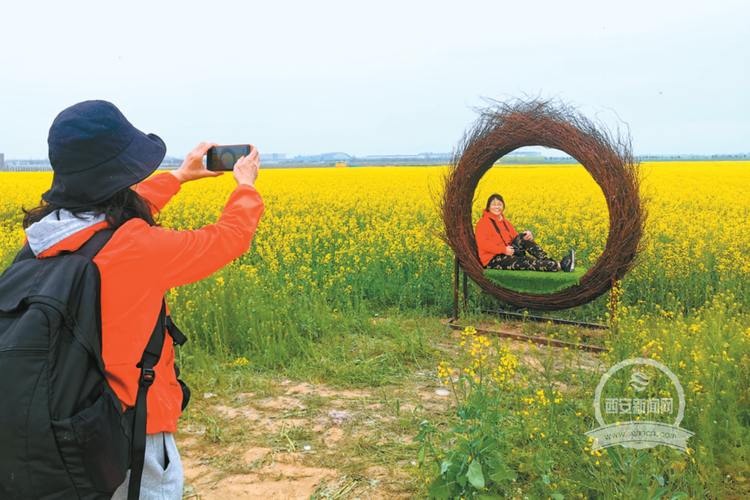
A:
[[450, 257, 609, 352], [443, 319, 609, 353], [463, 264, 468, 312], [479, 309, 608, 330], [453, 257, 460, 320], [453, 256, 469, 319]]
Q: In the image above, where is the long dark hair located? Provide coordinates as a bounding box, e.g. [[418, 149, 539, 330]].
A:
[[23, 188, 159, 230]]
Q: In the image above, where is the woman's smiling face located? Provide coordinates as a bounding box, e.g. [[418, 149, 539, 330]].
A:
[[489, 199, 504, 217]]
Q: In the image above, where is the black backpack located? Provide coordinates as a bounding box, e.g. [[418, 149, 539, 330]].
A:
[[0, 229, 188, 500]]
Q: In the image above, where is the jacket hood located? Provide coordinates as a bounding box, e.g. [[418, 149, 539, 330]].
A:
[[25, 210, 107, 257]]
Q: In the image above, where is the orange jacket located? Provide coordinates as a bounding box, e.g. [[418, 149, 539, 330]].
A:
[[474, 210, 518, 266], [26, 173, 264, 433]]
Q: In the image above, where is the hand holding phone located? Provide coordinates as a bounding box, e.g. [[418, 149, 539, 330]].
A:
[[207, 145, 253, 171], [233, 146, 260, 187], [171, 142, 223, 184]]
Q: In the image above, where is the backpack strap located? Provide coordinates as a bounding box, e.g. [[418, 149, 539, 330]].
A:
[[76, 228, 117, 259], [128, 299, 167, 500], [128, 298, 189, 499], [489, 219, 511, 246], [166, 316, 187, 346]]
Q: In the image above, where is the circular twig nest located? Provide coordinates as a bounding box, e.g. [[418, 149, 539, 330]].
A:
[[441, 97, 646, 311]]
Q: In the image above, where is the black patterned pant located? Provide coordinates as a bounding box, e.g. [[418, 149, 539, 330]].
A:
[[484, 233, 559, 272]]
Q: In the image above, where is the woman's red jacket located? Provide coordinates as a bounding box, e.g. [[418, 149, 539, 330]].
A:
[[474, 209, 518, 266], [32, 173, 264, 433]]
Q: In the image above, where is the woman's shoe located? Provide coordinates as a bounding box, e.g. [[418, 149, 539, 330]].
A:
[[560, 249, 575, 272]]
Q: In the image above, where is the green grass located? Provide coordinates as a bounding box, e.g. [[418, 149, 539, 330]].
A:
[[173, 311, 446, 392], [416, 293, 750, 499], [483, 266, 587, 294]]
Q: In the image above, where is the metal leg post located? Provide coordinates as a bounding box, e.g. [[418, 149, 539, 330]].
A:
[[453, 257, 459, 320], [462, 267, 468, 313]]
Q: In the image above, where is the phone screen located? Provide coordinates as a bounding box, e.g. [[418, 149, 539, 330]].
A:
[[207, 145, 252, 171]]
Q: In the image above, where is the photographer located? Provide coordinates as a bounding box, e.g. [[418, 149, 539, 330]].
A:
[[475, 194, 573, 272], [21, 100, 264, 499]]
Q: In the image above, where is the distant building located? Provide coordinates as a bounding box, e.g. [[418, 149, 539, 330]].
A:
[[506, 150, 542, 157], [156, 156, 183, 169], [292, 152, 351, 162], [365, 152, 451, 161], [320, 152, 350, 161], [417, 152, 451, 159], [259, 153, 286, 161], [1, 159, 52, 171]]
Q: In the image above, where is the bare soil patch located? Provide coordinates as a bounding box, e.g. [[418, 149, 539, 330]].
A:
[[178, 320, 606, 499]]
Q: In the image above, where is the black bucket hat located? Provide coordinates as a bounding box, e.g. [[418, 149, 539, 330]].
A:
[[43, 100, 166, 209]]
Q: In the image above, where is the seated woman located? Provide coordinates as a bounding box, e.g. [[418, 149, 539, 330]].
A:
[[475, 194, 575, 272]]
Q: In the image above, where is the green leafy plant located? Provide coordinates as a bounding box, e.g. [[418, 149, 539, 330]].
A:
[[588, 447, 689, 500], [416, 327, 519, 498], [415, 389, 518, 498]]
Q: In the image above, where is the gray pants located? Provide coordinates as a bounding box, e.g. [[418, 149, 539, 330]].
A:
[[111, 432, 183, 500]]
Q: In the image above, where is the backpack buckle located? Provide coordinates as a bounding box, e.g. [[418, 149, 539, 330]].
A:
[[139, 368, 156, 388]]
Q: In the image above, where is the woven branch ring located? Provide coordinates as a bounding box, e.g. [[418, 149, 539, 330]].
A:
[[441, 99, 646, 311]]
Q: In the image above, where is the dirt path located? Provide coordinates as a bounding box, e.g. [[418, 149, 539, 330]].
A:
[[177, 321, 607, 499], [178, 378, 454, 499]]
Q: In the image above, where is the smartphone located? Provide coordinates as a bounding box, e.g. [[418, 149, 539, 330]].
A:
[[206, 145, 252, 171]]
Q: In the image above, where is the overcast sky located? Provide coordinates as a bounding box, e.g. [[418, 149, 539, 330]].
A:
[[1, 0, 748, 159]]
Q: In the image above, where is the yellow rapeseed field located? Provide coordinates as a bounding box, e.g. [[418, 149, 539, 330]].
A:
[[2, 162, 749, 307]]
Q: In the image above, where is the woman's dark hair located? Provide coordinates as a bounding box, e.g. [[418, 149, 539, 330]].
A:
[[485, 194, 505, 212], [23, 187, 159, 230]]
